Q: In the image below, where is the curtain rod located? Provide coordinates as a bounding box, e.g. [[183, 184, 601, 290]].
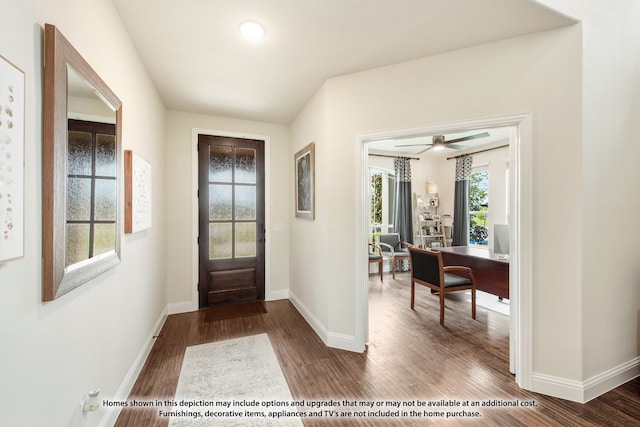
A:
[[446, 144, 509, 160], [369, 153, 420, 160]]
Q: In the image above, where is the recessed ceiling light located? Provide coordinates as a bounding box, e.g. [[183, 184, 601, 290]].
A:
[[240, 21, 265, 42]]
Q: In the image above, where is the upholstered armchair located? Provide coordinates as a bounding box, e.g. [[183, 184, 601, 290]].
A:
[[408, 246, 476, 326], [378, 233, 413, 279]]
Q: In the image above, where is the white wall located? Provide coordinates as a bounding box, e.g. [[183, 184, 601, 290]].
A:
[[0, 0, 167, 426], [288, 84, 331, 341], [535, 0, 640, 396], [164, 111, 291, 311], [290, 25, 585, 381]]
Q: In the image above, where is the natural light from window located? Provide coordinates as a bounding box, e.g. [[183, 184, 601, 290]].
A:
[[369, 168, 395, 243], [469, 166, 489, 246]]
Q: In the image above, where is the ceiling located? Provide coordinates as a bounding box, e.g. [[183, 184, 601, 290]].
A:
[[111, 0, 574, 124]]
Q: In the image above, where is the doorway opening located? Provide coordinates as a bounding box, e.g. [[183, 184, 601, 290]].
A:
[[356, 113, 533, 389]]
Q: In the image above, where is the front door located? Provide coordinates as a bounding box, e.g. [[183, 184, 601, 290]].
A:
[[198, 135, 265, 308]]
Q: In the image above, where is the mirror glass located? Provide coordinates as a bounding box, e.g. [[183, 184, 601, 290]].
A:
[[43, 24, 122, 300], [66, 65, 117, 267]]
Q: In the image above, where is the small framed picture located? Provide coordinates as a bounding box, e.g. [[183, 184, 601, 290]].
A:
[[429, 226, 437, 234], [295, 142, 315, 219]]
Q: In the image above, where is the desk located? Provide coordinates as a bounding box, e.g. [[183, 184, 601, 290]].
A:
[[436, 246, 509, 299]]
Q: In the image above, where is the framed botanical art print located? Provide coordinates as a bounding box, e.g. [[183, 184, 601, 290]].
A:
[[0, 54, 25, 263], [294, 142, 315, 219]]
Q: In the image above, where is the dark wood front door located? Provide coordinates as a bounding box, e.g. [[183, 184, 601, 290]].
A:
[[198, 135, 265, 308]]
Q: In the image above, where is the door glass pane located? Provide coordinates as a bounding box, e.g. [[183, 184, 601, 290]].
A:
[[210, 223, 232, 259], [95, 134, 116, 177], [66, 224, 90, 266], [68, 131, 92, 175], [94, 179, 116, 220], [209, 146, 232, 182], [209, 184, 232, 220], [67, 177, 92, 220], [235, 148, 256, 184], [235, 185, 256, 220], [93, 223, 116, 256], [236, 222, 256, 257]]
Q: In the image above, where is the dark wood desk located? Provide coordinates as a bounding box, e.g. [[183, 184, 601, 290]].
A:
[[436, 246, 509, 299]]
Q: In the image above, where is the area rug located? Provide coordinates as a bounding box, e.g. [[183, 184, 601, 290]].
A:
[[204, 302, 266, 322], [168, 334, 302, 426]]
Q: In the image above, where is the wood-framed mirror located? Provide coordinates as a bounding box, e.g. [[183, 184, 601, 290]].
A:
[[42, 24, 122, 301]]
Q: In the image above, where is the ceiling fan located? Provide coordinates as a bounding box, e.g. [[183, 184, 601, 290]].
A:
[[395, 132, 490, 153]]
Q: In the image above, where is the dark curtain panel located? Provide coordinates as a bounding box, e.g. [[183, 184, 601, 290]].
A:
[[453, 155, 473, 246], [393, 157, 413, 245]]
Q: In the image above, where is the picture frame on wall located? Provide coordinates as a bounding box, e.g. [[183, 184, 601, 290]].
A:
[[0, 54, 25, 263], [294, 142, 315, 219], [124, 150, 152, 233]]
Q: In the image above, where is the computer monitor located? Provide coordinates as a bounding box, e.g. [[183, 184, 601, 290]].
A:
[[493, 224, 509, 255]]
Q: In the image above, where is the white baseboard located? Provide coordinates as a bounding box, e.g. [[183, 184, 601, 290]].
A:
[[532, 356, 640, 403], [288, 291, 358, 352], [168, 300, 195, 315], [266, 288, 289, 301], [99, 307, 168, 427], [582, 356, 640, 402], [327, 332, 360, 352], [168, 289, 291, 314]]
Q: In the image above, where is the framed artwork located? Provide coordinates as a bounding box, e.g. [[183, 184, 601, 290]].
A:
[[0, 54, 25, 263], [124, 150, 152, 233], [294, 142, 315, 219]]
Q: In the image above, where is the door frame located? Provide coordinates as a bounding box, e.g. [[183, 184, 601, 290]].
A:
[[189, 128, 271, 311], [355, 113, 533, 390]]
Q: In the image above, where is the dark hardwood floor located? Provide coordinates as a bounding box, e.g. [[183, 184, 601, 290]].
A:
[[115, 272, 640, 426]]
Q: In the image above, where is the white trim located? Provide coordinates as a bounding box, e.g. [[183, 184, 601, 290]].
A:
[[99, 307, 168, 427], [532, 356, 640, 403], [327, 332, 359, 352], [190, 128, 271, 311], [289, 290, 360, 352], [355, 112, 533, 389], [355, 128, 369, 351], [510, 114, 534, 388], [167, 301, 193, 315], [582, 357, 640, 402], [265, 289, 289, 301], [289, 291, 328, 345], [531, 373, 585, 403]]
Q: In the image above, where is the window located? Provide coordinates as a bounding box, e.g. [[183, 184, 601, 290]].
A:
[[469, 166, 488, 246], [369, 168, 395, 241]]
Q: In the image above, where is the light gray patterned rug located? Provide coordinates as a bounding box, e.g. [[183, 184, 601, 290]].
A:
[[169, 334, 303, 426]]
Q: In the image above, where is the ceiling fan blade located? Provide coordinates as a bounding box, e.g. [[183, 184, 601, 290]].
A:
[[445, 132, 490, 144], [394, 143, 432, 147], [446, 143, 468, 150]]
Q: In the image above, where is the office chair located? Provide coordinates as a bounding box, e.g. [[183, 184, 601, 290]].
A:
[[408, 246, 476, 326]]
